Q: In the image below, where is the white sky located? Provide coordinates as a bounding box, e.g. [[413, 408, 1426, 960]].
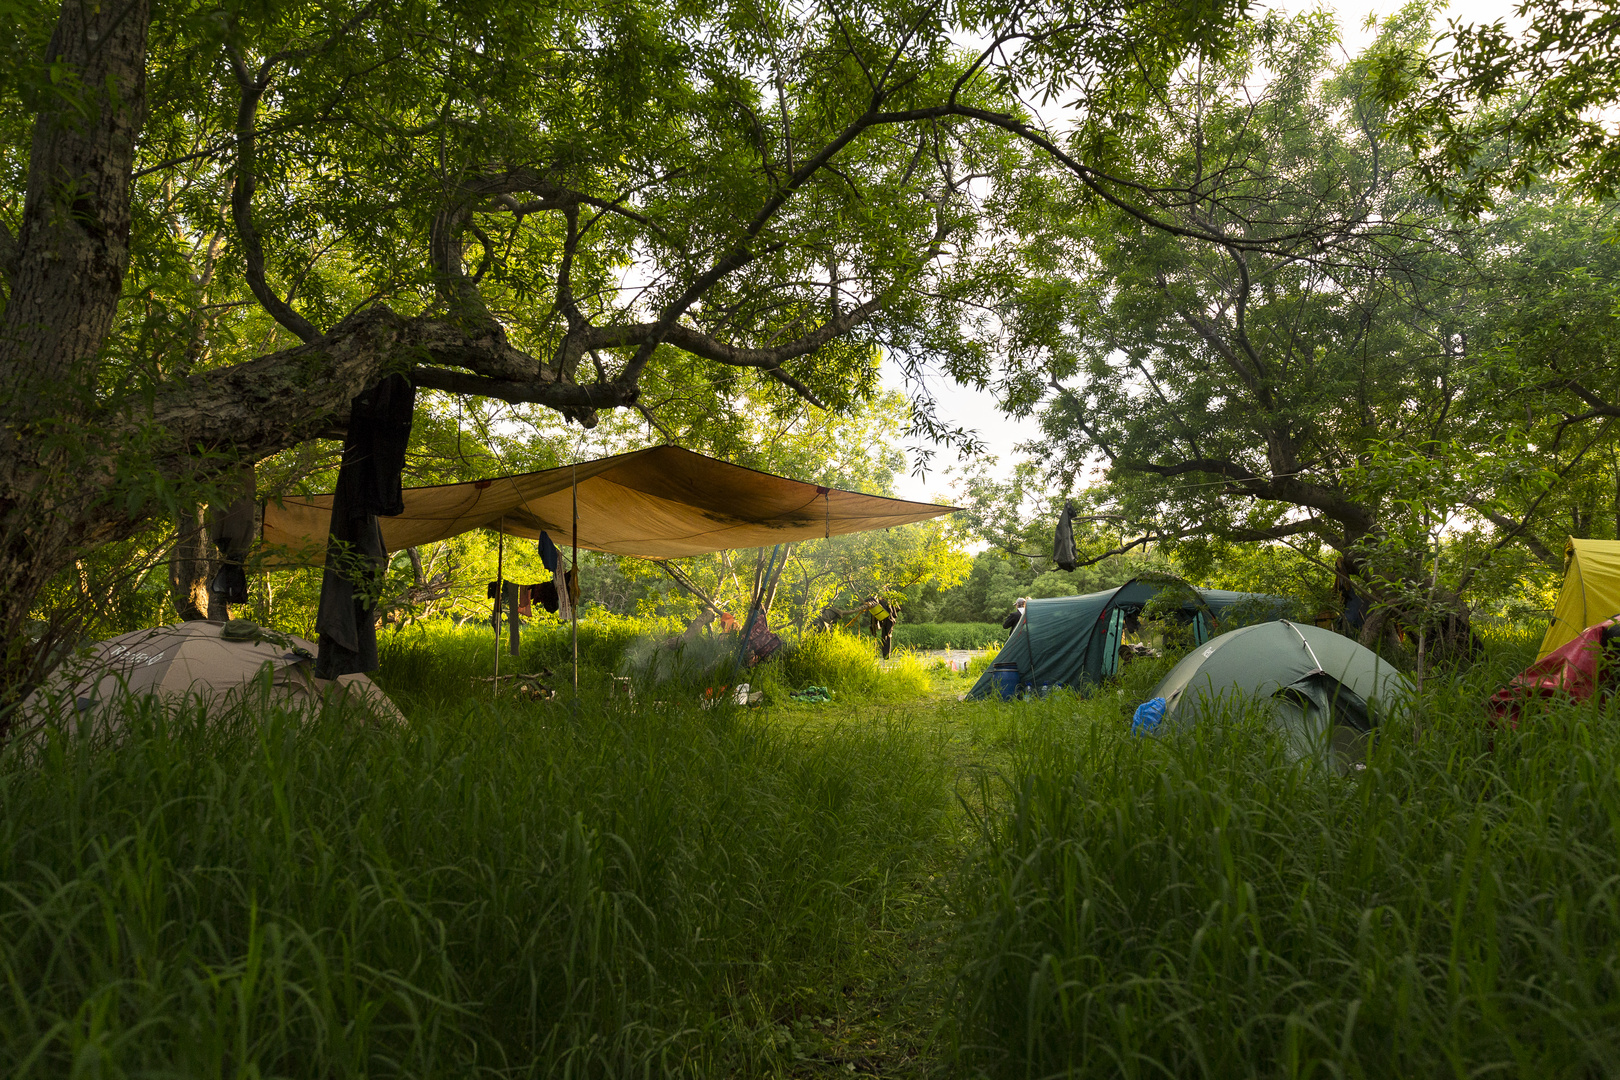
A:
[[886, 0, 1525, 504]]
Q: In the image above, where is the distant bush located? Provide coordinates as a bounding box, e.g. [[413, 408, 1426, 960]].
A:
[[766, 630, 931, 701], [893, 622, 1006, 650]]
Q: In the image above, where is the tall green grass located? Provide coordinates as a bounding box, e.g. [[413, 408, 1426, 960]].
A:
[[766, 631, 932, 702], [947, 640, 1620, 1077], [0, 644, 953, 1076], [893, 623, 1008, 651], [385, 620, 933, 707]]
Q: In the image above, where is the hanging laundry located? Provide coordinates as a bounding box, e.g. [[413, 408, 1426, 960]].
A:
[[744, 608, 784, 666], [1052, 501, 1078, 572], [535, 580, 559, 614], [537, 531, 560, 574], [205, 462, 258, 606], [315, 374, 415, 678]]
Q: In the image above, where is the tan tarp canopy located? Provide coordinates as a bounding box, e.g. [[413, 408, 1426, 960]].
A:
[[261, 445, 955, 563]]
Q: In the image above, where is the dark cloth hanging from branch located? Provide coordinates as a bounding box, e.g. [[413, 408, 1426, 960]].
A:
[[1053, 501, 1078, 572], [744, 611, 783, 666], [315, 374, 416, 678], [206, 464, 259, 605]]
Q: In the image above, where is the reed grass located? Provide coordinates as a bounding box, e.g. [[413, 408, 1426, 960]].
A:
[[947, 635, 1620, 1078], [10, 615, 1617, 1077], [0, 635, 954, 1077]]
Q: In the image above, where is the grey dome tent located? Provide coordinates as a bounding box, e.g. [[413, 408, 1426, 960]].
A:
[[1147, 620, 1412, 769], [966, 578, 1293, 698]]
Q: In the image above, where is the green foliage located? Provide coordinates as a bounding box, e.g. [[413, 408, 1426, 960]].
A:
[[766, 631, 930, 703], [1370, 0, 1620, 209], [0, 643, 951, 1077], [949, 638, 1620, 1078], [997, 7, 1589, 600], [891, 623, 1008, 651]]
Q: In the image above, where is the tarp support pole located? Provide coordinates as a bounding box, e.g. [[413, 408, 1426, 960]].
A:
[[571, 463, 579, 705], [493, 518, 504, 686]]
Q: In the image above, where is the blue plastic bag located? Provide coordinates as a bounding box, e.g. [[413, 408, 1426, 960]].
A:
[[1131, 697, 1167, 736]]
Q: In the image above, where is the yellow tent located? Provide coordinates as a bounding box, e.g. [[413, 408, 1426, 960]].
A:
[[1538, 538, 1620, 659], [261, 445, 955, 563]]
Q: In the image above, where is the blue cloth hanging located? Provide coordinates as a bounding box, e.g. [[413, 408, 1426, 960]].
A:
[[538, 531, 560, 573]]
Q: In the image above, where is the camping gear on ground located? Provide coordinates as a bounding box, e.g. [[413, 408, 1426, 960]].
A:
[[990, 660, 1021, 700], [1537, 538, 1620, 660], [472, 671, 556, 702], [790, 685, 835, 704], [1145, 620, 1411, 771], [18, 620, 403, 733], [1490, 618, 1620, 723], [1132, 696, 1167, 734], [314, 373, 416, 678], [1052, 502, 1078, 572], [966, 578, 1293, 699]]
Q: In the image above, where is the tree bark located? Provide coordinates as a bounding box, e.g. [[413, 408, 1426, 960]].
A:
[[168, 506, 213, 622], [0, 0, 152, 702], [0, 0, 961, 706]]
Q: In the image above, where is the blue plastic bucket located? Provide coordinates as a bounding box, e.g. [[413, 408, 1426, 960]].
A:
[[990, 662, 1020, 701]]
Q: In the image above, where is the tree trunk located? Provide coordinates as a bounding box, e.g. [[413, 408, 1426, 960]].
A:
[[762, 544, 793, 614], [168, 506, 213, 621], [1356, 582, 1477, 670], [0, 0, 153, 704]]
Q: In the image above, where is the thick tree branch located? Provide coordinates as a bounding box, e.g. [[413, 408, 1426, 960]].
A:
[[1125, 456, 1376, 536], [656, 560, 724, 616], [226, 44, 322, 345], [1462, 499, 1561, 571]]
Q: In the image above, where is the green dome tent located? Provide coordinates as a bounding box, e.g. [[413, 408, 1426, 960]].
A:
[[1147, 620, 1412, 769], [965, 578, 1293, 699]]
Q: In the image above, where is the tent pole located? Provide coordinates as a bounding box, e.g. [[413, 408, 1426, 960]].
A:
[[494, 519, 504, 686], [571, 462, 579, 705]]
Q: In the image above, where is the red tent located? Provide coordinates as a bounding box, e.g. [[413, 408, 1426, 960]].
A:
[[1488, 620, 1620, 723]]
